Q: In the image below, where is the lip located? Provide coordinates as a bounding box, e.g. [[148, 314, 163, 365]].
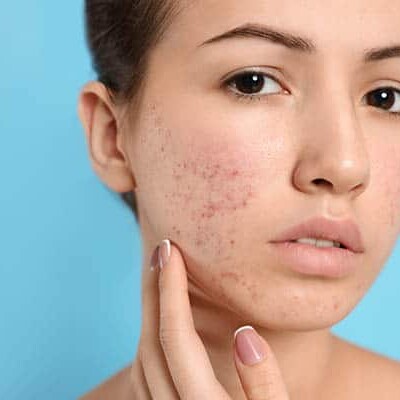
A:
[[269, 241, 360, 278], [270, 216, 365, 254]]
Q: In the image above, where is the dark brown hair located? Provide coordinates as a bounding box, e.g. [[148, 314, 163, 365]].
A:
[[83, 0, 183, 224]]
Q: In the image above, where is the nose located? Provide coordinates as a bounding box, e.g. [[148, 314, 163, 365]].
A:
[[292, 94, 370, 200]]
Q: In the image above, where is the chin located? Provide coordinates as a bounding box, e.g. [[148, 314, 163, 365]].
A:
[[218, 281, 363, 332], [244, 307, 354, 332]]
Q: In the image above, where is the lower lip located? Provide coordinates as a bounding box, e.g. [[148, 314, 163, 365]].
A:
[[270, 241, 360, 278]]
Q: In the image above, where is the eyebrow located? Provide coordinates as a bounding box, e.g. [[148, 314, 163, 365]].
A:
[[198, 23, 400, 63]]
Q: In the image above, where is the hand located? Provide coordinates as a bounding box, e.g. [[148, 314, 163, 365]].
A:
[[152, 238, 290, 399]]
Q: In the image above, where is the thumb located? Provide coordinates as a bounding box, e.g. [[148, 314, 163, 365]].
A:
[[233, 325, 290, 400]]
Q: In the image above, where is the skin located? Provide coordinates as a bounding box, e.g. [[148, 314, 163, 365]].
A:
[[77, 0, 400, 398]]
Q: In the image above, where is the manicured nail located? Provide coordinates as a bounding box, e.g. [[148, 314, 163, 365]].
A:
[[158, 239, 171, 269], [149, 245, 160, 271], [234, 325, 267, 366]]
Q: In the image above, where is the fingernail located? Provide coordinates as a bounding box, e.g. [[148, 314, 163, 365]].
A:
[[234, 325, 267, 366], [158, 239, 171, 269], [149, 245, 160, 271]]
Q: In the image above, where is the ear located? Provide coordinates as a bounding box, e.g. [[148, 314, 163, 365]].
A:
[[77, 81, 136, 193]]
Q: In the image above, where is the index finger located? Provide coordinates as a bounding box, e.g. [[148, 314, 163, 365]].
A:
[[157, 239, 230, 399]]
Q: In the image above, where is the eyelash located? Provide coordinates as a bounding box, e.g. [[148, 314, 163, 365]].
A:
[[223, 70, 400, 121]]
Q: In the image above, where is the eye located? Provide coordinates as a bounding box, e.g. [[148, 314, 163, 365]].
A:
[[224, 70, 286, 101], [363, 87, 400, 116]]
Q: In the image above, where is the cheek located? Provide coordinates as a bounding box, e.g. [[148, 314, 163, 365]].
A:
[[139, 102, 284, 261], [351, 143, 400, 288], [371, 148, 400, 233], [384, 172, 400, 232], [175, 146, 256, 218], [170, 137, 260, 260]]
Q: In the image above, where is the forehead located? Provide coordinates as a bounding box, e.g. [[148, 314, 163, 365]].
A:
[[163, 0, 399, 60]]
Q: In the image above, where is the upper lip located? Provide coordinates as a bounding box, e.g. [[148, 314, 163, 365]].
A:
[[271, 216, 365, 253]]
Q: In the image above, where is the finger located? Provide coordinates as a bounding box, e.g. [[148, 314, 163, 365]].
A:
[[137, 244, 180, 400], [158, 239, 230, 400], [233, 326, 290, 400]]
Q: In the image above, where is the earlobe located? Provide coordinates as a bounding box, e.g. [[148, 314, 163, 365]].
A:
[[77, 81, 136, 193]]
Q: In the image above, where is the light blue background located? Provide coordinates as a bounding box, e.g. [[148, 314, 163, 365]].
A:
[[1, 1, 399, 399]]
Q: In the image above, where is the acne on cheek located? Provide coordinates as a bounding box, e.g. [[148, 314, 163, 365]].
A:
[[147, 103, 270, 208], [147, 102, 273, 255], [170, 144, 260, 255], [173, 157, 257, 216], [375, 155, 400, 231]]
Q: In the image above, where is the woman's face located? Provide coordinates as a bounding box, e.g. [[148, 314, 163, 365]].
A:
[[125, 0, 400, 329]]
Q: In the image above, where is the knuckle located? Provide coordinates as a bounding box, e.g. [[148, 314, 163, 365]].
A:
[[159, 325, 184, 350], [247, 383, 267, 399], [159, 311, 180, 333], [245, 378, 278, 400]]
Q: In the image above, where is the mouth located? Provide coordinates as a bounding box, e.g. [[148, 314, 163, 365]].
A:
[[270, 240, 360, 278], [289, 239, 348, 250], [271, 216, 365, 254]]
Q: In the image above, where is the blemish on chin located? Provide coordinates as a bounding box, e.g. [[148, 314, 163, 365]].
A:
[[195, 239, 205, 247], [220, 271, 240, 284], [172, 225, 181, 236]]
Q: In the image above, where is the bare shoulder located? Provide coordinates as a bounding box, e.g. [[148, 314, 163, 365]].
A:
[[78, 364, 134, 400], [332, 335, 400, 399]]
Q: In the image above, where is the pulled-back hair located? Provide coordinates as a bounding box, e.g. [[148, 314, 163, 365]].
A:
[[83, 0, 182, 223]]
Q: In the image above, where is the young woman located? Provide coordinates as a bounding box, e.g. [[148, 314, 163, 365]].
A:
[[77, 0, 400, 398]]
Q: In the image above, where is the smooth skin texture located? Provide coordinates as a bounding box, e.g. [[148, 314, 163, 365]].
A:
[[78, 0, 400, 398]]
